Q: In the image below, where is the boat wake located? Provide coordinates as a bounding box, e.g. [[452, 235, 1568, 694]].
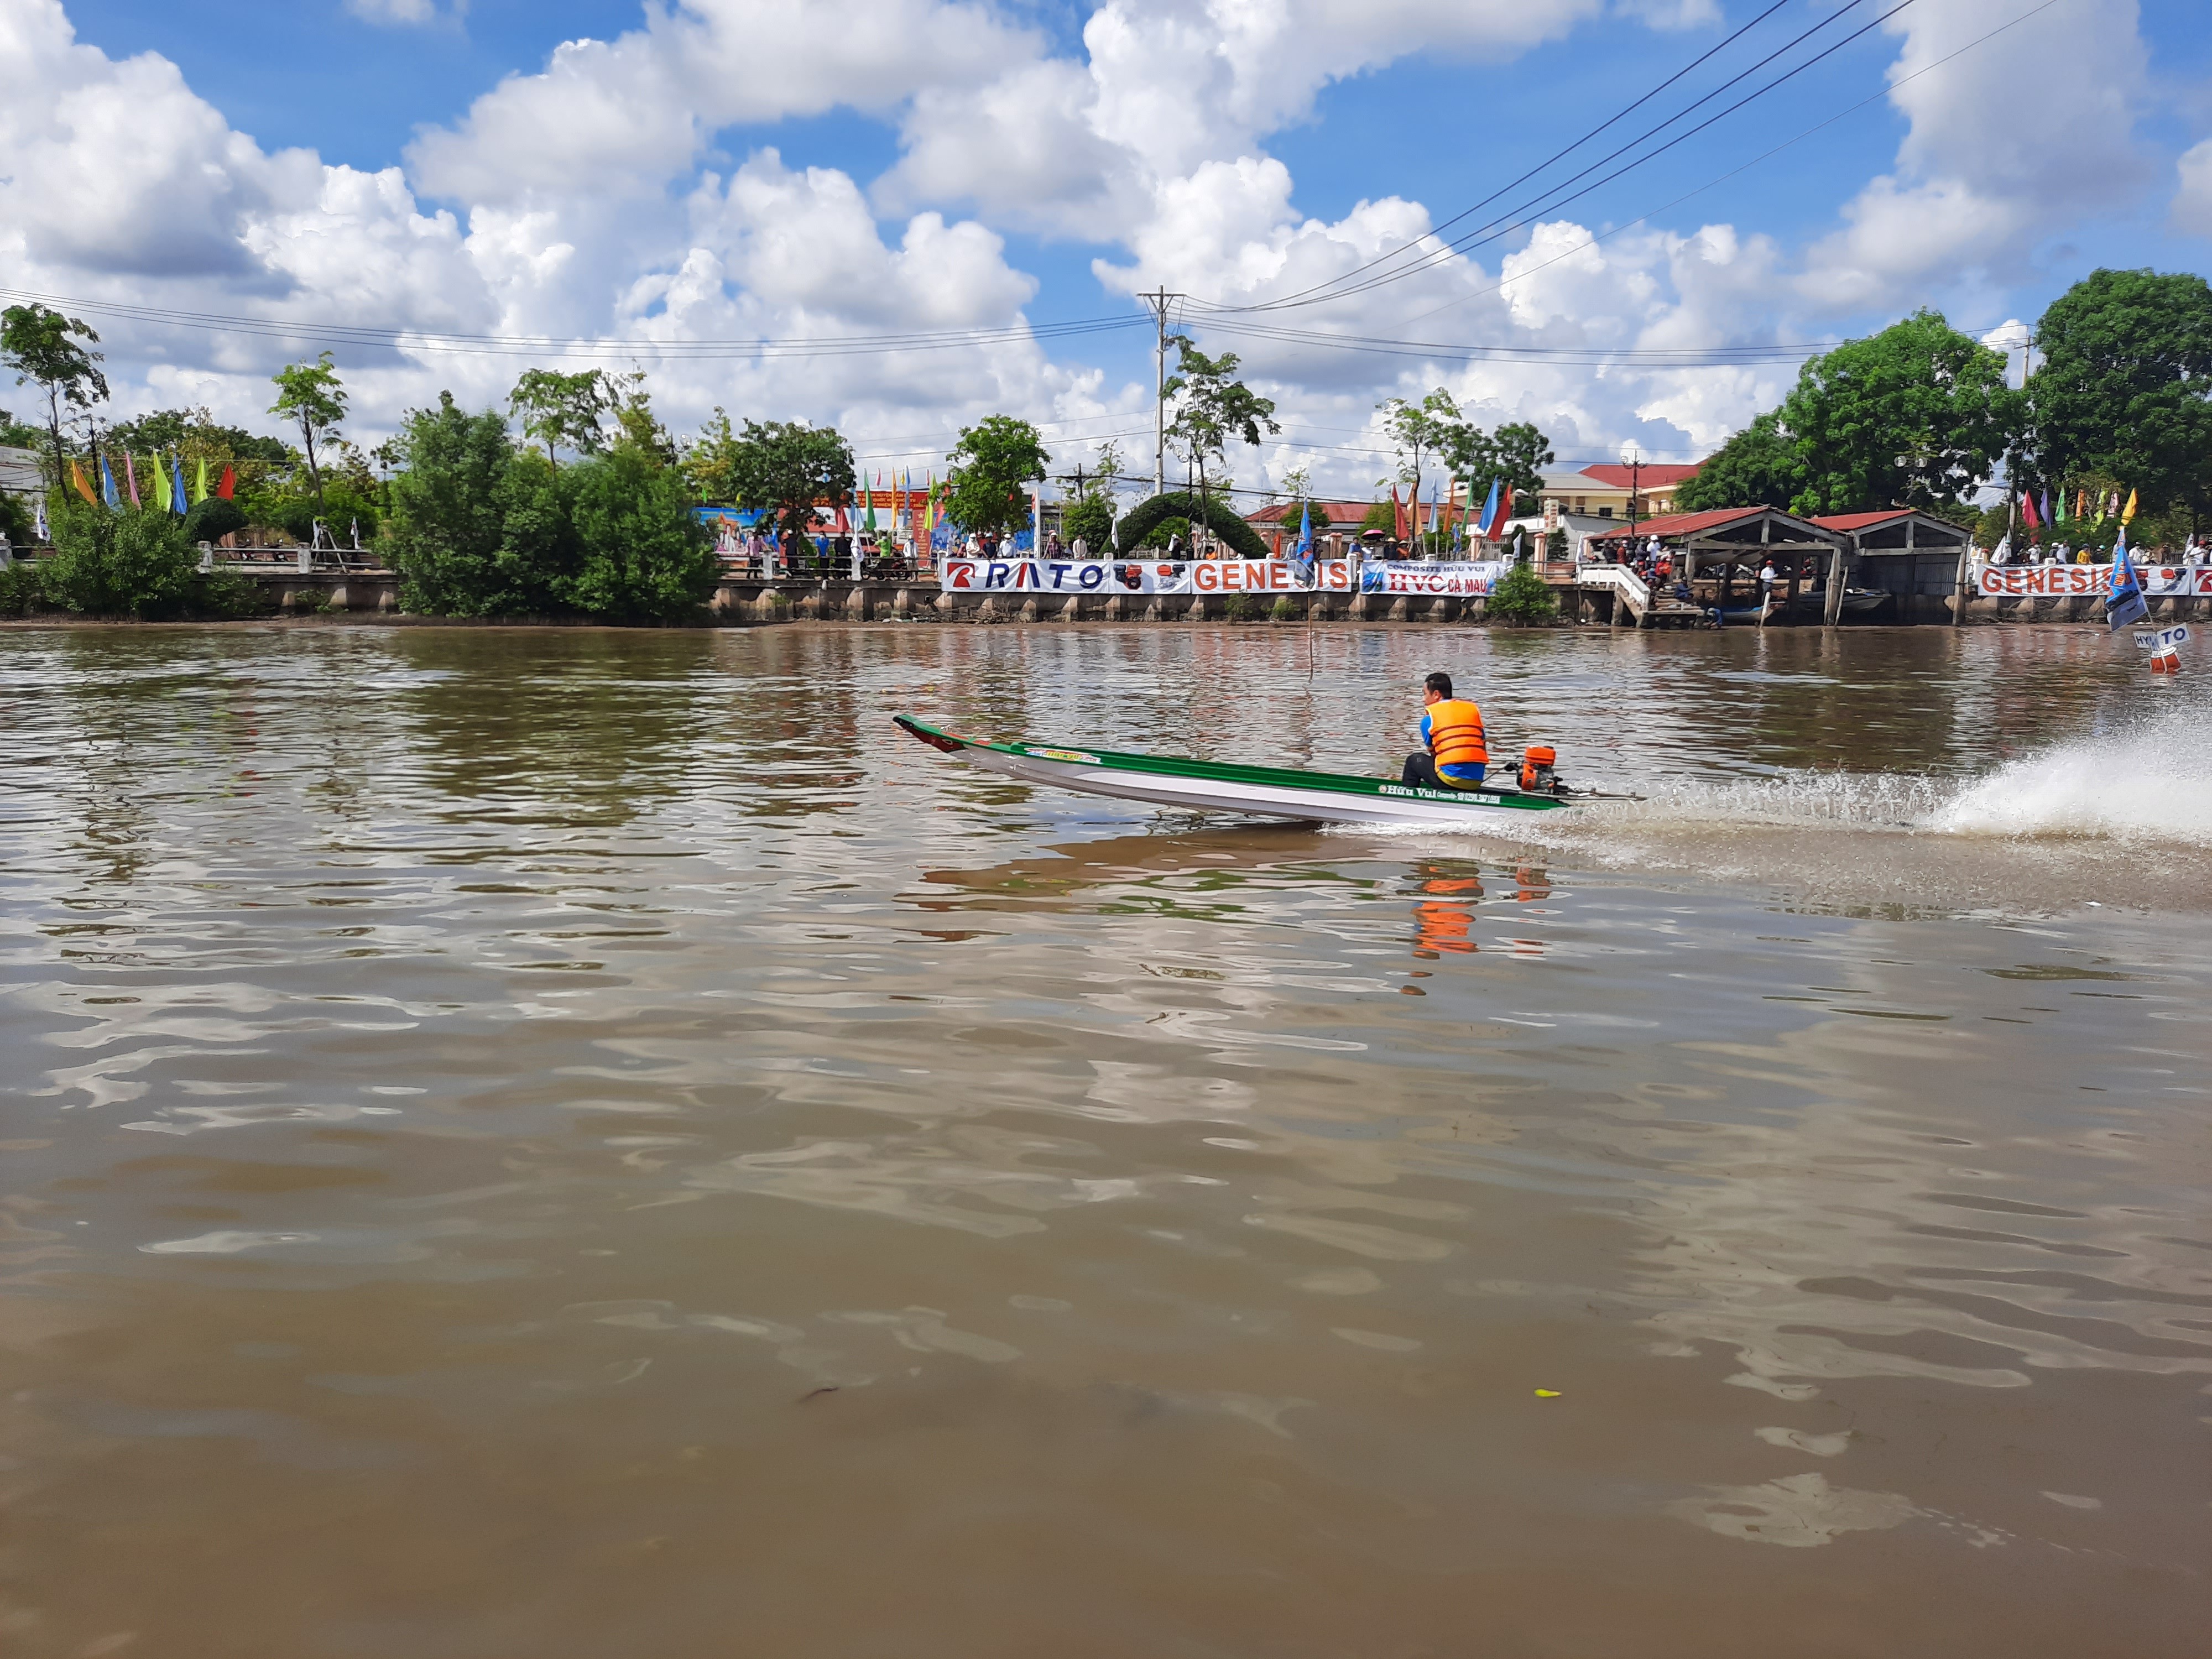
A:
[[1928, 710, 2212, 847], [1342, 700, 2212, 850], [1326, 701, 2212, 910]]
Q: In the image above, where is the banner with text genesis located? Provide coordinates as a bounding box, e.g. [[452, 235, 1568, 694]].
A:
[[1975, 562, 2212, 598]]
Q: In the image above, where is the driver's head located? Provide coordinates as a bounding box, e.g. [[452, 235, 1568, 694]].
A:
[[1423, 671, 1453, 705]]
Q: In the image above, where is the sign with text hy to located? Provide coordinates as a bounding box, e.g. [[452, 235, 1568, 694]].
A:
[[2132, 624, 2191, 652], [940, 559, 1357, 595], [1976, 563, 2212, 598]]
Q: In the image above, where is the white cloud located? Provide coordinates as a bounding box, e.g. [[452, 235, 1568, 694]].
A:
[[408, 0, 1040, 206], [1802, 0, 2151, 310], [345, 0, 456, 25], [2174, 138, 2212, 238], [880, 0, 1599, 238], [0, 0, 1066, 464], [0, 0, 2171, 507]]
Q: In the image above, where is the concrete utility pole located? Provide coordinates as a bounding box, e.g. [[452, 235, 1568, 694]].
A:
[[1622, 442, 1642, 539], [1144, 289, 1178, 498]]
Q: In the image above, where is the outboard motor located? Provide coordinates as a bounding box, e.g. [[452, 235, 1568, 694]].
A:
[[1518, 745, 1558, 793]]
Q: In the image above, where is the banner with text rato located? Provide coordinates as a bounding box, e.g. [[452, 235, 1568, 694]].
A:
[[940, 559, 1357, 595]]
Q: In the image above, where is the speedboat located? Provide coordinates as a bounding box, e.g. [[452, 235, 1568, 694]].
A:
[[894, 716, 1625, 827]]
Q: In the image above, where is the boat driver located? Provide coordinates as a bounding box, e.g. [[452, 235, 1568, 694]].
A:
[[1402, 672, 1488, 790]]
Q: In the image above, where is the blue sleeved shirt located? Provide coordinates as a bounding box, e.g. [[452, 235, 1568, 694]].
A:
[[1418, 711, 1486, 782]]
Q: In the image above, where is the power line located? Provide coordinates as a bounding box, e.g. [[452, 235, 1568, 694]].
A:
[[1215, 0, 1809, 316], [1212, 0, 1917, 316], [1383, 0, 2067, 331], [0, 285, 1145, 362]]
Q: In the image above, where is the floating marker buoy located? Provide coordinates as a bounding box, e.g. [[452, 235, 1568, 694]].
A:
[[1535, 1389, 1562, 1398], [2150, 646, 2180, 675]]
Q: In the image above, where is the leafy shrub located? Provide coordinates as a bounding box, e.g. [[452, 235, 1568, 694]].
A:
[[0, 560, 48, 616], [1270, 594, 1301, 622], [45, 507, 200, 618], [1485, 559, 1558, 625], [1223, 593, 1264, 622], [561, 447, 718, 622], [183, 496, 247, 546], [0, 489, 35, 546]]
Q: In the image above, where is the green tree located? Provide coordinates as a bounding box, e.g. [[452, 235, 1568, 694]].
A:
[[1138, 514, 1191, 550], [1114, 491, 1271, 558], [1163, 342, 1279, 519], [509, 368, 615, 470], [0, 406, 45, 450], [1, 302, 107, 493], [1674, 411, 1804, 511], [1485, 558, 1558, 625], [945, 414, 1050, 539], [183, 496, 248, 547], [107, 408, 289, 466], [0, 489, 33, 547], [1493, 421, 1556, 514], [1279, 498, 1331, 548], [2028, 268, 2212, 524], [604, 370, 677, 465], [385, 393, 519, 615], [682, 408, 744, 503], [43, 503, 199, 618], [1062, 489, 1114, 552], [1379, 388, 1462, 494], [723, 419, 855, 543], [562, 447, 718, 622], [1059, 440, 1123, 552], [268, 352, 348, 514], [1360, 499, 1397, 536], [1781, 309, 2019, 515]]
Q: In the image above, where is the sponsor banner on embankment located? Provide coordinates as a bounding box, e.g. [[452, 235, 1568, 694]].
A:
[[937, 559, 1507, 596], [1975, 562, 2212, 598], [1359, 561, 1506, 596], [941, 559, 1355, 595]]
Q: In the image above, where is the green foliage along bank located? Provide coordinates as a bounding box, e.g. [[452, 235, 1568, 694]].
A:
[[1484, 559, 1558, 626], [13, 505, 264, 620], [386, 392, 717, 623]]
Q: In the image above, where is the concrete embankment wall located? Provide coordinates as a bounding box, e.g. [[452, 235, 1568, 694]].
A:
[[75, 567, 2203, 627], [708, 581, 1483, 624]]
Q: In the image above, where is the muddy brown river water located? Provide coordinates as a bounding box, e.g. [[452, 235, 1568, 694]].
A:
[[1, 622, 2207, 1657]]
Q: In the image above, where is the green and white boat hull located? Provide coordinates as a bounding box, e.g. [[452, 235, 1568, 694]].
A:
[[894, 716, 1576, 827]]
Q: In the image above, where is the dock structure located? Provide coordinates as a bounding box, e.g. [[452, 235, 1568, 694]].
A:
[[1810, 510, 1978, 627], [1577, 505, 1977, 627]]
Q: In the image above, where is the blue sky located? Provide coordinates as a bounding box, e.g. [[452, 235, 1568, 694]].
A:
[[15, 0, 2212, 491]]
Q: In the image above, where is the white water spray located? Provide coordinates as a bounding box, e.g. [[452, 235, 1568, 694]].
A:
[[1930, 701, 2212, 846]]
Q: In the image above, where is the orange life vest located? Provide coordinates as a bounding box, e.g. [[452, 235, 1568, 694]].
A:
[[1426, 698, 1488, 770]]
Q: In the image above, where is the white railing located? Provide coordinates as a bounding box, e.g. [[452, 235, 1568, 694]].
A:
[[1576, 562, 1650, 615]]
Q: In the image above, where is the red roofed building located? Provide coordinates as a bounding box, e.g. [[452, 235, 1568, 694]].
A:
[[1537, 461, 1702, 523], [1245, 498, 1388, 555]]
